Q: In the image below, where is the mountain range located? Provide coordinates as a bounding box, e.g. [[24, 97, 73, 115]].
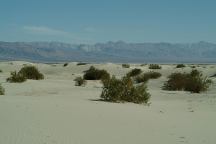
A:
[[0, 41, 216, 63]]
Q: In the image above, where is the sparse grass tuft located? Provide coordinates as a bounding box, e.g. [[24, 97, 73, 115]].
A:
[[149, 64, 161, 69]]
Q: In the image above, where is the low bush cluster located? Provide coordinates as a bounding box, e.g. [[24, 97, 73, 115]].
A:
[[101, 76, 150, 104], [84, 66, 110, 80], [74, 77, 87, 86], [210, 73, 216, 77], [127, 68, 142, 77], [163, 69, 212, 93], [7, 66, 44, 83], [18, 66, 44, 80], [63, 63, 68, 67], [135, 71, 162, 83], [0, 84, 5, 95], [0, 69, 2, 73], [149, 64, 161, 69], [122, 64, 130, 68], [77, 62, 88, 66], [176, 64, 186, 68], [7, 71, 27, 83]]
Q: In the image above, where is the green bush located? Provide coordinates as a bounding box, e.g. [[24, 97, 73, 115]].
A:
[[127, 68, 142, 77], [63, 63, 68, 67], [74, 76, 86, 86], [135, 71, 161, 83], [77, 62, 88, 66], [101, 76, 150, 104], [7, 71, 27, 83], [163, 70, 212, 93], [149, 64, 161, 69], [0, 69, 2, 73], [18, 66, 44, 80], [140, 64, 146, 66], [0, 84, 5, 95], [176, 64, 185, 68], [211, 74, 216, 77], [84, 66, 110, 80], [122, 64, 130, 68]]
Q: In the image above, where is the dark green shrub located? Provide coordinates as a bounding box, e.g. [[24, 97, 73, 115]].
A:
[[0, 69, 2, 73], [210, 74, 216, 77], [135, 74, 149, 83], [84, 66, 110, 80], [63, 63, 68, 67], [163, 73, 187, 91], [144, 71, 162, 79], [101, 76, 150, 104], [135, 71, 161, 83], [163, 70, 212, 93], [127, 68, 142, 77], [18, 66, 44, 80], [77, 62, 88, 66], [0, 84, 5, 95], [7, 71, 27, 83], [149, 64, 161, 69], [74, 76, 86, 86], [176, 64, 185, 68], [190, 65, 196, 68], [140, 64, 146, 66], [122, 64, 130, 68]]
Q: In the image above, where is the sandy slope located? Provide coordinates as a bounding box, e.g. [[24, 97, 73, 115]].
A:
[[0, 61, 216, 144]]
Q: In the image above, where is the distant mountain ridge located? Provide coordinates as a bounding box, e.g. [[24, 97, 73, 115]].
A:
[[0, 41, 216, 63]]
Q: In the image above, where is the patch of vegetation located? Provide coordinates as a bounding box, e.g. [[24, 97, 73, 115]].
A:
[[84, 66, 110, 80], [18, 66, 44, 80], [149, 64, 161, 69], [101, 76, 150, 104], [0, 84, 5, 95], [210, 73, 216, 77], [127, 68, 142, 77], [77, 62, 88, 66], [163, 69, 212, 93], [140, 64, 146, 66], [122, 64, 130, 68], [7, 71, 27, 83], [0, 69, 2, 73], [63, 63, 68, 67], [135, 71, 162, 83], [190, 65, 196, 68], [74, 76, 87, 86], [176, 64, 186, 68]]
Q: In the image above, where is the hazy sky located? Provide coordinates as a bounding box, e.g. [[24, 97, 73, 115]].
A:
[[0, 0, 216, 44]]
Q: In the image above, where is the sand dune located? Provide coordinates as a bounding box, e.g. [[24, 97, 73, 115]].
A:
[[0, 61, 216, 144]]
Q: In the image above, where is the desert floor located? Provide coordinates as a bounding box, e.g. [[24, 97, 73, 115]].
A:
[[0, 61, 216, 144]]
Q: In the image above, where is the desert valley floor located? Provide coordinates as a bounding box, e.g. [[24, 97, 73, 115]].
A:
[[0, 61, 216, 144]]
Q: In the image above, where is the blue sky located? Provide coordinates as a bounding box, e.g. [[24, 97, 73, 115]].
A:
[[0, 0, 216, 44]]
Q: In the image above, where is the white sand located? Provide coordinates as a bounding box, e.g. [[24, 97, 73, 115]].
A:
[[0, 61, 216, 144]]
